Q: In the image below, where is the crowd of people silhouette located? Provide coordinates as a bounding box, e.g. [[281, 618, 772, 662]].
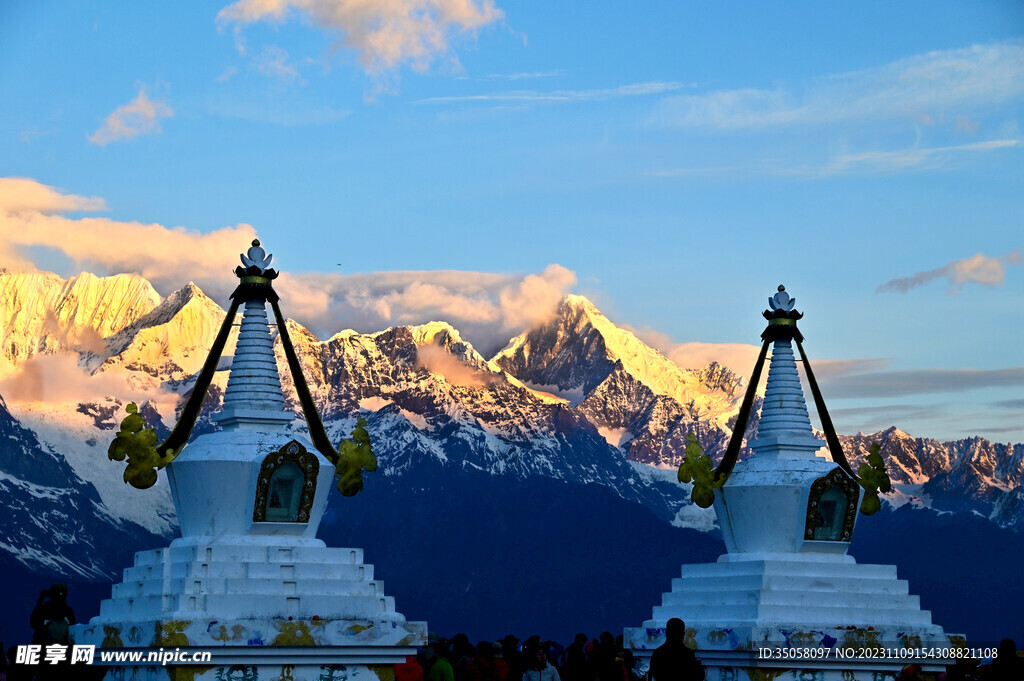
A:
[[1, 587, 1021, 681]]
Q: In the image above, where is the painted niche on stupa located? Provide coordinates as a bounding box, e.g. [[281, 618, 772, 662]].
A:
[[253, 440, 320, 523], [804, 467, 859, 542]]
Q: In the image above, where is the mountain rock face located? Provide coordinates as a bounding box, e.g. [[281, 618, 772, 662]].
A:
[[0, 270, 1022, 642], [274, 319, 688, 518], [0, 394, 161, 580], [838, 428, 1024, 529], [0, 271, 160, 377], [494, 295, 744, 467]]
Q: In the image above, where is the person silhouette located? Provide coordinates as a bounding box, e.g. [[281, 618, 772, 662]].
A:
[[30, 584, 75, 646], [648, 618, 704, 681]]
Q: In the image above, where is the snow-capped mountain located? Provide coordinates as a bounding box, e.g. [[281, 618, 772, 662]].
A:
[[276, 316, 684, 513], [1, 269, 1022, 642], [1, 271, 1021, 543], [0, 270, 160, 378], [493, 295, 746, 467], [0, 393, 161, 579], [838, 428, 1024, 529]]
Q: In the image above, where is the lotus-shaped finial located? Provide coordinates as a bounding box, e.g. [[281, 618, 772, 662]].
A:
[[769, 284, 796, 312], [240, 238, 273, 273]]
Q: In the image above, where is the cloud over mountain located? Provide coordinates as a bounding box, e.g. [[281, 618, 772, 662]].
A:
[[0, 178, 576, 353], [217, 0, 504, 75]]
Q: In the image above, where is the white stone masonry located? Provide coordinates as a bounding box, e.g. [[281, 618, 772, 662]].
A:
[[94, 542, 402, 622], [626, 289, 952, 677], [214, 297, 293, 429]]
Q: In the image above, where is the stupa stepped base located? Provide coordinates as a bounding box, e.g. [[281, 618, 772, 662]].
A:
[[636, 555, 944, 631], [92, 540, 405, 622], [72, 538, 426, 680], [625, 555, 955, 681]]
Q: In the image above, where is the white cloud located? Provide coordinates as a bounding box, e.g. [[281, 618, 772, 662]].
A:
[[0, 352, 156, 404], [217, 0, 504, 75], [89, 87, 174, 146], [499, 264, 577, 331], [0, 178, 253, 298], [878, 250, 1023, 294], [418, 81, 686, 105], [816, 139, 1020, 176], [279, 263, 577, 351], [486, 70, 565, 81], [0, 178, 106, 215], [654, 42, 1024, 130], [0, 178, 577, 355], [416, 344, 497, 388]]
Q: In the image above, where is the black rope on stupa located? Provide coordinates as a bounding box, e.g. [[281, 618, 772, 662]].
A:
[[268, 295, 336, 464], [109, 238, 380, 494], [713, 285, 857, 483], [155, 294, 243, 460], [794, 337, 858, 480], [153, 239, 338, 466]]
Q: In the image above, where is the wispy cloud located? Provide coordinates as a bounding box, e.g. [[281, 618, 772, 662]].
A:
[[878, 250, 1023, 294], [216, 0, 503, 76], [653, 42, 1024, 130], [254, 45, 300, 81], [216, 66, 239, 83], [206, 97, 350, 126], [820, 366, 1024, 398], [88, 87, 173, 146], [818, 139, 1019, 176], [651, 138, 1020, 179], [417, 81, 686, 105], [812, 358, 890, 379], [830, 404, 933, 419], [486, 70, 565, 81]]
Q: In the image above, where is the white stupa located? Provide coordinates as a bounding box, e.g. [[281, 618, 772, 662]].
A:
[[73, 241, 425, 680], [625, 286, 955, 680]]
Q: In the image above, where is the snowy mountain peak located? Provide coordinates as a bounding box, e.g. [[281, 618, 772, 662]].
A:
[[561, 293, 600, 314], [408, 321, 464, 347], [98, 282, 229, 380], [494, 295, 739, 410], [0, 270, 160, 377]]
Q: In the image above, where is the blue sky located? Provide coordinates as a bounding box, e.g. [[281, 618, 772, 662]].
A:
[[0, 1, 1022, 442]]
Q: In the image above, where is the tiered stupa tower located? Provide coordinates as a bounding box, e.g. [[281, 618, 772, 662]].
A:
[[73, 241, 425, 680], [625, 286, 954, 680]]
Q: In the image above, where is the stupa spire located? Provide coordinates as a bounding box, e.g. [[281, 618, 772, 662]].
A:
[[214, 240, 291, 429], [749, 285, 822, 455], [757, 339, 814, 438], [675, 283, 891, 516]]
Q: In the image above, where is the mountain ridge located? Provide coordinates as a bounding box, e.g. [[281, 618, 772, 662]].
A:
[[0, 270, 1020, 588], [0, 270, 1020, 645]]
